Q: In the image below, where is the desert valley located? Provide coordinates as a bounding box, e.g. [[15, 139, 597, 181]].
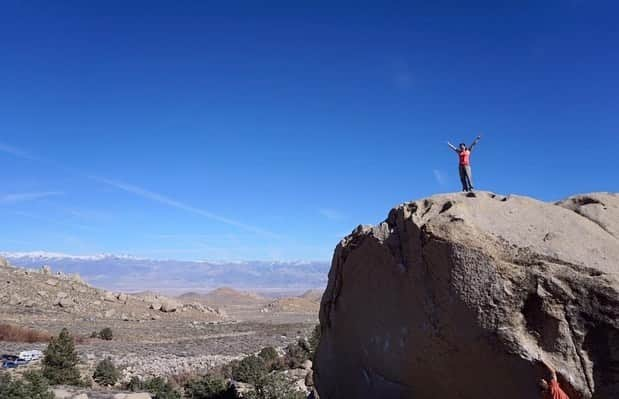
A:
[[1, 255, 323, 398]]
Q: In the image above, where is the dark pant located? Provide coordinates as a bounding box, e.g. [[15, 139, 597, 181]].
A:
[[459, 165, 473, 191]]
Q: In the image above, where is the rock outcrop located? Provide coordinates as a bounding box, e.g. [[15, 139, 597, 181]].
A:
[[315, 192, 619, 399]]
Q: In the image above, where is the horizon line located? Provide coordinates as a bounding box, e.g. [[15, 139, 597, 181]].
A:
[[0, 250, 330, 264]]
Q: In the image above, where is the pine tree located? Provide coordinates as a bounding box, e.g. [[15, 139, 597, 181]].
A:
[[42, 328, 82, 385], [93, 357, 120, 386], [22, 371, 55, 399], [0, 371, 54, 399]]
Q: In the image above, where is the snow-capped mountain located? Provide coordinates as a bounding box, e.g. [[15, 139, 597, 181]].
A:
[[1, 251, 143, 262], [1, 251, 329, 294]]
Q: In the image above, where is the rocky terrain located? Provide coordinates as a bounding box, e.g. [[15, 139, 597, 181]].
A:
[[0, 260, 319, 393], [315, 192, 618, 399], [178, 287, 321, 322]]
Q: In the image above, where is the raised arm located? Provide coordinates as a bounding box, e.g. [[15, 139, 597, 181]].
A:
[[447, 141, 459, 152], [469, 135, 481, 150]]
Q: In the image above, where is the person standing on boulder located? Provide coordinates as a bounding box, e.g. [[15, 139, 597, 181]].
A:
[[447, 135, 481, 192], [538, 358, 570, 399]]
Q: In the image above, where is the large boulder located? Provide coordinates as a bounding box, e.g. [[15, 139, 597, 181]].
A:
[[315, 192, 619, 399]]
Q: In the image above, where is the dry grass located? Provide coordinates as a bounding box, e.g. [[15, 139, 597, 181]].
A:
[[0, 323, 52, 343]]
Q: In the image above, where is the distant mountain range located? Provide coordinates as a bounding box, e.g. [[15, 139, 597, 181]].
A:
[[1, 252, 330, 294]]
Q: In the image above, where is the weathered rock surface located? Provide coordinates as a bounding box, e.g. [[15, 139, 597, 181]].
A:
[[160, 298, 180, 313], [315, 192, 619, 399]]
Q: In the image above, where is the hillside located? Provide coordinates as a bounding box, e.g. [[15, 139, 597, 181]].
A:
[[299, 289, 324, 303], [0, 261, 224, 325], [0, 260, 317, 381]]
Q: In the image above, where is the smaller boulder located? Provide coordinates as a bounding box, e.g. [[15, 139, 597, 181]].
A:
[[57, 297, 73, 308], [9, 295, 23, 306], [113, 393, 152, 399], [230, 381, 256, 397], [116, 293, 129, 303], [52, 388, 72, 398], [160, 299, 180, 313], [70, 274, 85, 284], [103, 292, 117, 302]]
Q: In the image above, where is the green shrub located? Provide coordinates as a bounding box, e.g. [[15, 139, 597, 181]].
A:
[[231, 355, 267, 385], [42, 328, 82, 385], [248, 373, 306, 399], [220, 359, 239, 380], [309, 325, 321, 357], [0, 372, 25, 398], [284, 339, 311, 369], [126, 376, 143, 392], [93, 357, 120, 386], [258, 347, 278, 363], [0, 371, 54, 399], [142, 376, 181, 399], [99, 327, 113, 341], [184, 374, 235, 399], [258, 347, 285, 371]]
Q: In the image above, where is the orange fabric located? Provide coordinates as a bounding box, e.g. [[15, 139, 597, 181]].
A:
[[459, 150, 470, 165], [548, 379, 570, 399]]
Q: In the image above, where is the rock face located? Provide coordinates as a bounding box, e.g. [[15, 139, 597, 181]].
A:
[[315, 192, 619, 399]]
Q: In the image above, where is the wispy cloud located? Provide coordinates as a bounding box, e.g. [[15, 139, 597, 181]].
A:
[[0, 142, 36, 160], [0, 140, 281, 241], [0, 191, 63, 204], [433, 169, 447, 186], [93, 177, 280, 238], [318, 208, 344, 221]]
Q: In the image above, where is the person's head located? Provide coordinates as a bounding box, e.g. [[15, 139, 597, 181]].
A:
[[539, 378, 549, 393], [459, 143, 466, 150]]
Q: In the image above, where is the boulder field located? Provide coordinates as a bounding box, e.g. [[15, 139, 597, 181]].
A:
[[315, 192, 618, 399]]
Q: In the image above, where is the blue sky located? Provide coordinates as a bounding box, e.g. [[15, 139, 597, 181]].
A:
[[1, 1, 617, 261]]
